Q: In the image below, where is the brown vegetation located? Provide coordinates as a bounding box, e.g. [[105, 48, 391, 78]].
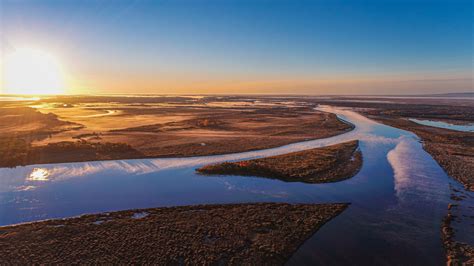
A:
[[104, 107, 353, 158], [197, 140, 361, 183], [0, 203, 348, 264], [28, 141, 143, 165], [0, 98, 352, 167], [0, 107, 84, 167], [0, 139, 143, 168]]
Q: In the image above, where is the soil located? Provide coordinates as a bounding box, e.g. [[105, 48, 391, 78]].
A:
[[0, 203, 348, 264], [197, 140, 361, 183]]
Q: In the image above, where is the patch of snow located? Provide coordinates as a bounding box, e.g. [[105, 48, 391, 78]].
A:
[[131, 212, 149, 219]]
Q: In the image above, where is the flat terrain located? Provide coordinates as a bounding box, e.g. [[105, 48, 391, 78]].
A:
[[197, 140, 361, 183], [0, 96, 352, 167], [1, 95, 472, 265], [0, 203, 348, 264], [0, 107, 85, 167]]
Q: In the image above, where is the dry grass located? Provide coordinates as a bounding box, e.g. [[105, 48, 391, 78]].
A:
[[0, 203, 348, 264], [0, 98, 352, 167], [197, 140, 361, 183]]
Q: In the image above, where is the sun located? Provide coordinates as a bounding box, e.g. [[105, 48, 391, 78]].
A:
[[2, 47, 66, 95]]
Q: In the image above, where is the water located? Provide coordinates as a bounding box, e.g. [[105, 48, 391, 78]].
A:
[[409, 118, 474, 132], [0, 106, 472, 265]]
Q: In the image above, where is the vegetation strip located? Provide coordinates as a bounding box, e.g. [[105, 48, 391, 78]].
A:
[[197, 140, 361, 183]]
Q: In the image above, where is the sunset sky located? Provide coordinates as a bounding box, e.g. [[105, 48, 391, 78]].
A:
[[0, 0, 472, 95]]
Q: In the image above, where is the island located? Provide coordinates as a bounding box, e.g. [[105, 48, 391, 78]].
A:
[[197, 140, 361, 183]]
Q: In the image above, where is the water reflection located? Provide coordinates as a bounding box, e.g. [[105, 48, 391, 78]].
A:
[[15, 185, 36, 191], [409, 118, 474, 132], [0, 106, 400, 189], [27, 168, 50, 181], [0, 106, 472, 265], [387, 138, 448, 202]]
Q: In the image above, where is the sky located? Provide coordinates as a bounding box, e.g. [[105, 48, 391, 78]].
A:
[[0, 0, 472, 95]]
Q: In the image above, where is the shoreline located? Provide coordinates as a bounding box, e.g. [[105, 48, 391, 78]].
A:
[[369, 116, 473, 191], [441, 204, 474, 265], [196, 140, 361, 184]]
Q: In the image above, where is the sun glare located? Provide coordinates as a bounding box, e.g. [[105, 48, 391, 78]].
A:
[[2, 48, 66, 95], [27, 168, 50, 181]]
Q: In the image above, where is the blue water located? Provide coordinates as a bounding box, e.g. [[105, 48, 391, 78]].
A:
[[409, 118, 474, 132], [0, 106, 472, 265]]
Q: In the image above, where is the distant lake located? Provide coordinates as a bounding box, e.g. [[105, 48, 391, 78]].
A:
[[409, 118, 474, 132]]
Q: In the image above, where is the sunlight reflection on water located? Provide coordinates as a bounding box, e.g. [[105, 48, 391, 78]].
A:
[[27, 168, 50, 181], [0, 106, 472, 265]]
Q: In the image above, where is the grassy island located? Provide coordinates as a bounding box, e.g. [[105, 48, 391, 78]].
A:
[[197, 140, 361, 183]]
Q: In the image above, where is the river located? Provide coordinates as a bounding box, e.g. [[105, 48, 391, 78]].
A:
[[0, 106, 472, 265]]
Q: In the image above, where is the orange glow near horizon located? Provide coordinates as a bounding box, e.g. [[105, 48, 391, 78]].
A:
[[0, 46, 470, 96], [71, 71, 472, 96]]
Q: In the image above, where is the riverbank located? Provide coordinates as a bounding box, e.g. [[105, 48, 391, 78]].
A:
[[309, 99, 474, 191], [324, 101, 474, 264], [0, 203, 348, 264], [442, 204, 474, 265], [197, 140, 361, 183], [370, 117, 474, 191]]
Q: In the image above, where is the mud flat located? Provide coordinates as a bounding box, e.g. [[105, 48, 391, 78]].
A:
[[197, 140, 361, 183], [0, 203, 347, 264], [0, 97, 353, 167]]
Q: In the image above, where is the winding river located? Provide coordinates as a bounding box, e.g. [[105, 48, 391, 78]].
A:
[[0, 106, 472, 265]]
